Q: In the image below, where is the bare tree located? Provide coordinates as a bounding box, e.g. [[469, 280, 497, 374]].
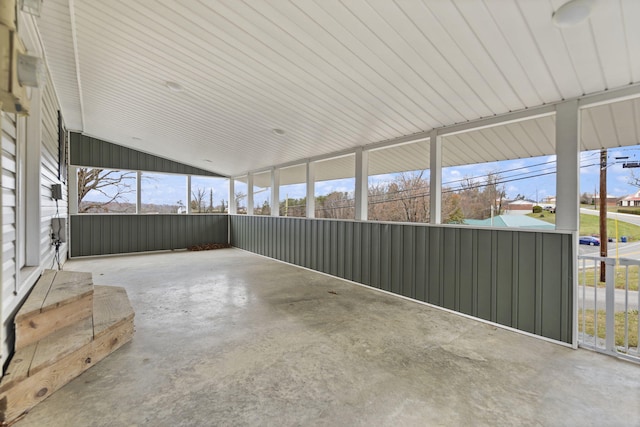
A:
[[77, 168, 136, 213], [235, 191, 247, 213], [191, 187, 206, 213]]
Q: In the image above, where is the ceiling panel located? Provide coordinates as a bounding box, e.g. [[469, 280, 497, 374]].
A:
[[34, 0, 640, 178]]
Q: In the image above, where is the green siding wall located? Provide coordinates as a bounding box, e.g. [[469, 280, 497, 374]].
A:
[[70, 133, 224, 177], [230, 216, 573, 344], [70, 214, 228, 257]]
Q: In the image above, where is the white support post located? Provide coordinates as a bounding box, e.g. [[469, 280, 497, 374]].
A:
[[136, 171, 142, 214], [430, 131, 442, 224], [605, 258, 616, 354], [247, 174, 254, 215], [186, 175, 192, 214], [355, 148, 368, 221], [306, 161, 315, 218], [555, 100, 580, 232], [271, 168, 280, 217], [555, 100, 580, 349], [229, 178, 236, 214]]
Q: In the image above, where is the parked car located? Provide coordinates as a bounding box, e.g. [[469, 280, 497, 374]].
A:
[[579, 236, 600, 246]]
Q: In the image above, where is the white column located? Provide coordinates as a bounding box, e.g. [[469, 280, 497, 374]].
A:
[[306, 161, 315, 218], [555, 100, 580, 232], [229, 178, 236, 214], [186, 175, 192, 214], [271, 168, 280, 217], [429, 131, 442, 224], [247, 174, 254, 215], [355, 148, 368, 221], [136, 171, 142, 214]]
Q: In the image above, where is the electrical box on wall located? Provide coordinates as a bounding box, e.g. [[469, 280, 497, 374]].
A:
[[51, 218, 66, 243], [51, 183, 63, 200], [0, 24, 30, 115]]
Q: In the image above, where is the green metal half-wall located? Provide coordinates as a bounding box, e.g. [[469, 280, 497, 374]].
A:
[[230, 215, 573, 344]]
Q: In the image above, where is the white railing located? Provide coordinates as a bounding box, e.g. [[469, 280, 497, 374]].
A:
[[578, 255, 640, 362]]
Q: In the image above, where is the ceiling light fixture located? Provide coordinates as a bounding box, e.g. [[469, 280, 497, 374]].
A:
[[552, 0, 596, 28], [272, 128, 285, 135], [165, 81, 184, 92]]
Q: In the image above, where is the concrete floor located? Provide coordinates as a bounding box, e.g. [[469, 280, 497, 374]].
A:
[[17, 249, 640, 426]]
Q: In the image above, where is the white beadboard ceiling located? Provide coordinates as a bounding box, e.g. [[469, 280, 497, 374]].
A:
[[34, 0, 640, 181]]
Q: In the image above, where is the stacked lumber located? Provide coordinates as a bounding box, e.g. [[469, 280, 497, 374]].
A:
[[0, 270, 134, 425]]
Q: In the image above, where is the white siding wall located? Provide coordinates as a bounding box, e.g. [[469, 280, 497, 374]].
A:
[[0, 17, 68, 370], [1, 113, 18, 368], [41, 77, 68, 261]]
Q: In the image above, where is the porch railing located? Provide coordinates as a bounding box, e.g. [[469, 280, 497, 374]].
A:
[[578, 255, 640, 362]]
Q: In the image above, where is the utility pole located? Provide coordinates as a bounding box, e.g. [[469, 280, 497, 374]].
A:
[[600, 149, 608, 282]]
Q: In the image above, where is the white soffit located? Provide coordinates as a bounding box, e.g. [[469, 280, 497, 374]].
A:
[[35, 0, 640, 178]]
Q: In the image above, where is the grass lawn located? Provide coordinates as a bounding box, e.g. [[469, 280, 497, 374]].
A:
[[528, 212, 640, 241], [579, 265, 639, 291], [579, 309, 638, 348]]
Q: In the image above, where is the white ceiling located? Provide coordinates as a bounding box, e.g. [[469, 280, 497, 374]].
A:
[[34, 0, 640, 179]]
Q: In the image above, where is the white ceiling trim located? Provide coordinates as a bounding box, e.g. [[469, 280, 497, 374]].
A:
[[67, 0, 84, 131]]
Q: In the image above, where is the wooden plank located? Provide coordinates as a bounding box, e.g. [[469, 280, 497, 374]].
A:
[[93, 286, 134, 339], [0, 346, 37, 394], [0, 320, 134, 424], [28, 318, 94, 377], [41, 271, 93, 313], [15, 294, 93, 351], [15, 271, 56, 322]]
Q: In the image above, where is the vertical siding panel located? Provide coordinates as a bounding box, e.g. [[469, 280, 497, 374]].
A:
[[428, 227, 441, 305], [560, 234, 572, 343], [476, 230, 492, 321], [344, 222, 353, 281], [496, 231, 514, 326], [458, 228, 474, 315], [442, 228, 457, 310], [330, 221, 338, 277], [415, 226, 427, 302], [350, 222, 360, 283], [380, 224, 391, 292], [337, 221, 345, 279], [390, 225, 402, 295], [517, 232, 536, 334], [370, 223, 380, 288], [541, 233, 563, 341], [360, 223, 370, 286]]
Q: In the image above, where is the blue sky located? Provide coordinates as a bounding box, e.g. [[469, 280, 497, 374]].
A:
[[84, 145, 640, 206]]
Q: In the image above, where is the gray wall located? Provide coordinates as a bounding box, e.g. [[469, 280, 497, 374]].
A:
[[70, 133, 224, 177], [230, 215, 573, 344], [70, 214, 228, 257]]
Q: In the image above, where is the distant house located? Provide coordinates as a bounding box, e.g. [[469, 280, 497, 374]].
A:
[[503, 199, 536, 215], [464, 215, 554, 230], [586, 193, 619, 207], [619, 190, 640, 207]]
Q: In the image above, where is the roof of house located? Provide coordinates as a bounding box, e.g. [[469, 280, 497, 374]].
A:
[[463, 215, 555, 230], [622, 190, 640, 200]]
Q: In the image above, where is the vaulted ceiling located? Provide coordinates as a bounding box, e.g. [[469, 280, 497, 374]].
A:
[[35, 0, 640, 179]]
